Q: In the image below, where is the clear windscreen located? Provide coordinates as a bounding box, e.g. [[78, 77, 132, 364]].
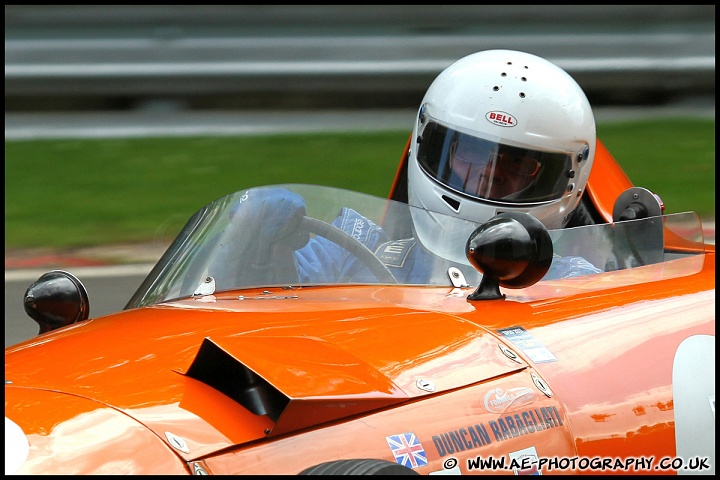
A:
[[125, 184, 706, 309]]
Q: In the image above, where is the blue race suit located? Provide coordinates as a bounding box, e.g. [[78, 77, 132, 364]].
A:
[[293, 206, 602, 284]]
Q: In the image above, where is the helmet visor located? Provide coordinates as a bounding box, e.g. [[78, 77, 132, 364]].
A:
[[417, 121, 573, 203]]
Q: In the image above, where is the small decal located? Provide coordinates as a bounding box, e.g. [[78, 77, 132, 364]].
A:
[[375, 239, 416, 268], [497, 327, 558, 363], [485, 111, 517, 127], [386, 432, 428, 469], [509, 446, 542, 475], [483, 386, 536, 413]]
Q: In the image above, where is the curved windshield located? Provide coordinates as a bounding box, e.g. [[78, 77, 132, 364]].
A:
[[124, 184, 703, 309], [417, 121, 573, 203], [126, 184, 486, 307]]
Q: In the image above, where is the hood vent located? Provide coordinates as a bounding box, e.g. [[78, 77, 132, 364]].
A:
[[185, 338, 289, 422], [184, 337, 408, 436]]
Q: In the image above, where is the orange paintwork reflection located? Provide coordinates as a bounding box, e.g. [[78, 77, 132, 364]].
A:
[[493, 290, 714, 473], [5, 388, 188, 475], [5, 248, 713, 474], [204, 370, 579, 475]]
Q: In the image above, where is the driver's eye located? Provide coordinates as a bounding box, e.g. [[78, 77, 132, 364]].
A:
[[499, 154, 541, 177]]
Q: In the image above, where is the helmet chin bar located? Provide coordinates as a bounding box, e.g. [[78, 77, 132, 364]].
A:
[[465, 212, 553, 301]]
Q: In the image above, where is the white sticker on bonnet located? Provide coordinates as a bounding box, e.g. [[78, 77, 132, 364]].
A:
[[672, 334, 715, 475]]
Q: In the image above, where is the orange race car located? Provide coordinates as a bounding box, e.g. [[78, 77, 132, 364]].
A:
[[5, 139, 715, 475]]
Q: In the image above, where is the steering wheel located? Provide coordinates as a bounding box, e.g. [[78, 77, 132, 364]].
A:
[[299, 216, 397, 284]]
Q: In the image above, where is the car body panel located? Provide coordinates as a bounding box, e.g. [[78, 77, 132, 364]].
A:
[[6, 251, 713, 473], [4, 388, 190, 475]]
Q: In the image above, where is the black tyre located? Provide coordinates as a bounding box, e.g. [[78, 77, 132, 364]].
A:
[[299, 459, 419, 475]]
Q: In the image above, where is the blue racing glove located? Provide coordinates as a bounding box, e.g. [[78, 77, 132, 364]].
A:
[[231, 187, 309, 249], [220, 187, 311, 286]]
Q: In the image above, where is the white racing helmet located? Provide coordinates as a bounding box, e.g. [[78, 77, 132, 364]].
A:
[[408, 50, 596, 259]]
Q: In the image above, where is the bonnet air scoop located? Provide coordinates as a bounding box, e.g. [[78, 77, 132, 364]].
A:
[[185, 338, 289, 421], [184, 337, 409, 436]]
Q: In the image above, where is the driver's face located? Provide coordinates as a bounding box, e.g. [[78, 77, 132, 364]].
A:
[[450, 138, 540, 199]]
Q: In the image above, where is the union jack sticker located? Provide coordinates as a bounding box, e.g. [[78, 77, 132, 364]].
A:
[[385, 432, 428, 469]]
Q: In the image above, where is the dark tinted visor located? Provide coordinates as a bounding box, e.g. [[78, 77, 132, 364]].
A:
[[417, 121, 573, 203]]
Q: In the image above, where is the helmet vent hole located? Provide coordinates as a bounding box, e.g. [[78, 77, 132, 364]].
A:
[[501, 72, 507, 77], [521, 77, 527, 82], [441, 195, 461, 212], [493, 86, 499, 91], [519, 92, 526, 98]]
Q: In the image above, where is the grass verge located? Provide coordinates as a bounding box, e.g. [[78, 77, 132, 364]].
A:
[[5, 118, 714, 249]]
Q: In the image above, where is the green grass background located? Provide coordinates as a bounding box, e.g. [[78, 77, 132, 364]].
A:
[[5, 118, 714, 249]]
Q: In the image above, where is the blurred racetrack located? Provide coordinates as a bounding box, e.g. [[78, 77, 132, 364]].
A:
[[5, 5, 714, 138], [5, 5, 715, 112], [4, 98, 715, 141]]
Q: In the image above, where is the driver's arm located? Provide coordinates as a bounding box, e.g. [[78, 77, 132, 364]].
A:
[[294, 208, 390, 283]]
